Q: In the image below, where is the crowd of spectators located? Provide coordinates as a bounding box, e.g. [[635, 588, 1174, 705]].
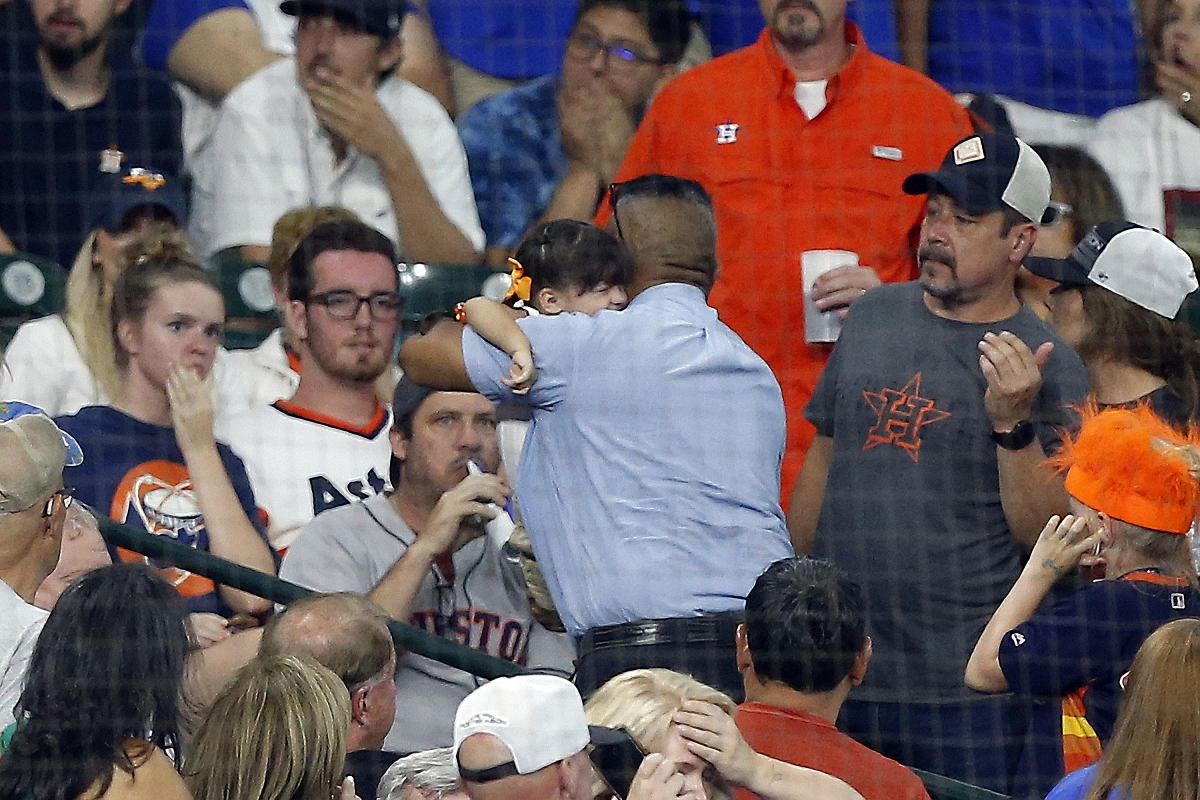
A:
[[2, 0, 1200, 799]]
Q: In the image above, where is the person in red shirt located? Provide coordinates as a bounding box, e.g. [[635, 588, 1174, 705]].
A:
[[600, 0, 975, 501], [733, 557, 930, 800]]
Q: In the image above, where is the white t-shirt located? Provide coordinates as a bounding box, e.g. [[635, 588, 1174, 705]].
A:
[[217, 329, 299, 418], [1089, 97, 1200, 234], [0, 315, 106, 416], [0, 579, 48, 731], [189, 59, 484, 259]]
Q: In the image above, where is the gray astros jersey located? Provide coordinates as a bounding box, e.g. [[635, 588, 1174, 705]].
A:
[[279, 493, 575, 753]]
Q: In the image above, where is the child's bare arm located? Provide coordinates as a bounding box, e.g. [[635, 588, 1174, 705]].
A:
[[462, 297, 537, 393]]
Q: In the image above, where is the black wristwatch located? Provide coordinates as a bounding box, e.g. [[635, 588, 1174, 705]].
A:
[[990, 419, 1036, 450]]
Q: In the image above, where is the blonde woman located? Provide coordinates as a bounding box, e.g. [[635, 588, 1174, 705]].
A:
[[0, 170, 187, 415], [1045, 618, 1200, 800], [586, 668, 737, 800], [185, 654, 358, 800], [57, 242, 276, 649]]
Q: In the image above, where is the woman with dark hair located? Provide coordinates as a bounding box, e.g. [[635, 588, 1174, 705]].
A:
[[55, 239, 275, 652], [0, 563, 192, 800], [1018, 145, 1124, 320], [1087, 0, 1200, 235], [1025, 221, 1200, 426]]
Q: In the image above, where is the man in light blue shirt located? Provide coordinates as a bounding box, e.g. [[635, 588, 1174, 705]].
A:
[[399, 175, 793, 699]]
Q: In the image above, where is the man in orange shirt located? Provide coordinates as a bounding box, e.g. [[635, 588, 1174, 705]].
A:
[[733, 557, 931, 800], [603, 0, 974, 500]]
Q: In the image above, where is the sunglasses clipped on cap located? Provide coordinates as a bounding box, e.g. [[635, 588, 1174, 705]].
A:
[[1042, 200, 1073, 228]]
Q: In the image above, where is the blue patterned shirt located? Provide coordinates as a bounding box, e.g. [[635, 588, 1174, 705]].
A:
[[457, 75, 568, 251]]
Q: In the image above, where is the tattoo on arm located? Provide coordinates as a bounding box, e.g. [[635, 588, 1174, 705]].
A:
[[1041, 558, 1065, 577]]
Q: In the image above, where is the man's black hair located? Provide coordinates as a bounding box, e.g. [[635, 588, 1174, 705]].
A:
[[286, 220, 398, 302], [744, 557, 867, 693], [573, 0, 694, 64], [611, 173, 712, 210]]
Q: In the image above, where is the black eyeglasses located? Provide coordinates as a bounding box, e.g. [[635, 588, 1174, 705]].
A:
[[307, 290, 403, 321], [608, 182, 626, 241], [565, 32, 662, 67], [42, 487, 75, 518]]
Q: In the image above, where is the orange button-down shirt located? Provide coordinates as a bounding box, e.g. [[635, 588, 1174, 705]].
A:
[[603, 24, 974, 503]]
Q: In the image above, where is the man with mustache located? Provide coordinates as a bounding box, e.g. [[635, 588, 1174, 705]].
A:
[[601, 0, 974, 502], [789, 133, 1089, 793], [278, 378, 573, 754], [0, 0, 181, 264], [219, 220, 401, 553], [188, 0, 483, 264]]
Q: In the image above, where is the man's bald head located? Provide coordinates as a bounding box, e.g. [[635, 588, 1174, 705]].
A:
[[611, 174, 719, 297], [260, 592, 395, 689]]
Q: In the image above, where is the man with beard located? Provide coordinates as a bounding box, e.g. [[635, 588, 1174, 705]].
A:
[[278, 381, 573, 753], [789, 133, 1089, 792], [0, 0, 181, 263], [219, 220, 401, 554], [188, 0, 483, 263], [601, 0, 974, 504]]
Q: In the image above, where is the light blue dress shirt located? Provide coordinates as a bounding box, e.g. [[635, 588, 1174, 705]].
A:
[[463, 283, 793, 636]]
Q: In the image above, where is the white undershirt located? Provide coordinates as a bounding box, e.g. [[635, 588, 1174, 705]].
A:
[[794, 79, 829, 119]]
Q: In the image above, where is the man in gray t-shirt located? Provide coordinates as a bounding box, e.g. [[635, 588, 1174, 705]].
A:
[[788, 133, 1089, 794], [280, 379, 573, 754]]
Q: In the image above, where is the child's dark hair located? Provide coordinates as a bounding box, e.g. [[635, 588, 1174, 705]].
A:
[[512, 220, 633, 298]]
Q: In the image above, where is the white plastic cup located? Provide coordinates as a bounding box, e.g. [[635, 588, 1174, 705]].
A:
[[802, 250, 859, 343]]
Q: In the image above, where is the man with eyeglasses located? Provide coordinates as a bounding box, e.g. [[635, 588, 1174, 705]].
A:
[[219, 221, 403, 554], [601, 0, 975, 507], [0, 401, 84, 730], [280, 378, 574, 754], [457, 0, 693, 267], [188, 0, 484, 264]]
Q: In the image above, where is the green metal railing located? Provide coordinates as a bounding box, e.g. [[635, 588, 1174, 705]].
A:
[[93, 506, 525, 681], [93, 508, 1009, 800]]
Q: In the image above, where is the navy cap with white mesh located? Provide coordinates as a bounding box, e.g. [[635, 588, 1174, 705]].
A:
[[1025, 221, 1199, 320], [903, 133, 1052, 225]]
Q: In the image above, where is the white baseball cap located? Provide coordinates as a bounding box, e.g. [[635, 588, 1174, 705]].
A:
[[1025, 221, 1198, 319], [453, 675, 623, 781]]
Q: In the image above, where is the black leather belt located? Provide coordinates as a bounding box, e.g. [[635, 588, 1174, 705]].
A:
[[578, 612, 743, 653]]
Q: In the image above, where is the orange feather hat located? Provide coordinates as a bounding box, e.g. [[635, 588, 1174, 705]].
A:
[[1048, 404, 1200, 535]]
